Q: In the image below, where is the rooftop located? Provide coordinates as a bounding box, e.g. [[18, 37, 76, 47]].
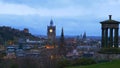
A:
[[100, 15, 120, 24]]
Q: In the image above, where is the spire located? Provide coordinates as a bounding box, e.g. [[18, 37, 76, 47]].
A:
[[83, 32, 86, 40], [59, 27, 66, 56], [61, 27, 64, 37], [60, 27, 64, 46], [50, 19, 53, 26]]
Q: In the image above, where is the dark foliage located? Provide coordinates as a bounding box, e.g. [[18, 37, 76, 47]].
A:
[[71, 58, 96, 66], [57, 59, 71, 68], [98, 48, 120, 54], [57, 58, 96, 68]]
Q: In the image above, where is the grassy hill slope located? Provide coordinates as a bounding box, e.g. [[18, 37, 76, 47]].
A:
[[67, 60, 120, 68]]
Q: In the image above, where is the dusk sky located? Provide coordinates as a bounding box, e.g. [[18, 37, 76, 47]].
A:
[[0, 0, 120, 36]]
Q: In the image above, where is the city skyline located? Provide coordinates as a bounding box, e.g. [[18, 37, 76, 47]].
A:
[[0, 0, 120, 36]]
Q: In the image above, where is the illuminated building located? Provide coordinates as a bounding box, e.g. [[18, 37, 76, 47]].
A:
[[47, 19, 56, 42], [46, 19, 56, 49]]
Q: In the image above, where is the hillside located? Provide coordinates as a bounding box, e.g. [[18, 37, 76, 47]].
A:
[[0, 26, 39, 44], [67, 60, 120, 68]]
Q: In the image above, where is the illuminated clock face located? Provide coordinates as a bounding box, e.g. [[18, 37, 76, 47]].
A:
[[49, 29, 53, 32]]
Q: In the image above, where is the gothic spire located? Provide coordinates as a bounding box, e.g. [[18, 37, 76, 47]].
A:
[[60, 27, 64, 46], [83, 32, 86, 40], [61, 27, 64, 37], [50, 19, 53, 26]]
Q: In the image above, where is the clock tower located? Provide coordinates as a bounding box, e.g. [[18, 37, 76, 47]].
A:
[[47, 19, 56, 42]]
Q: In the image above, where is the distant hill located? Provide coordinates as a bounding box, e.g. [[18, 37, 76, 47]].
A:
[[0, 26, 39, 44]]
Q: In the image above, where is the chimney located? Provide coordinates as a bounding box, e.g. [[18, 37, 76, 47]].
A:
[[109, 15, 112, 20]]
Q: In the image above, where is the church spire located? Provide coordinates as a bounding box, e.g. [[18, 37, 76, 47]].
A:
[[83, 32, 86, 40], [60, 27, 65, 46], [59, 27, 66, 56], [61, 27, 64, 38], [50, 19, 53, 26]]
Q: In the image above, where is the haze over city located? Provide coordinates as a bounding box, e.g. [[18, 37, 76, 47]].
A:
[[0, 0, 120, 36]]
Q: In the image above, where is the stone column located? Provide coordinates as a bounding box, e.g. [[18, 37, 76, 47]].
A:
[[114, 28, 118, 48], [110, 28, 113, 47], [102, 28, 105, 47], [105, 28, 108, 47]]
